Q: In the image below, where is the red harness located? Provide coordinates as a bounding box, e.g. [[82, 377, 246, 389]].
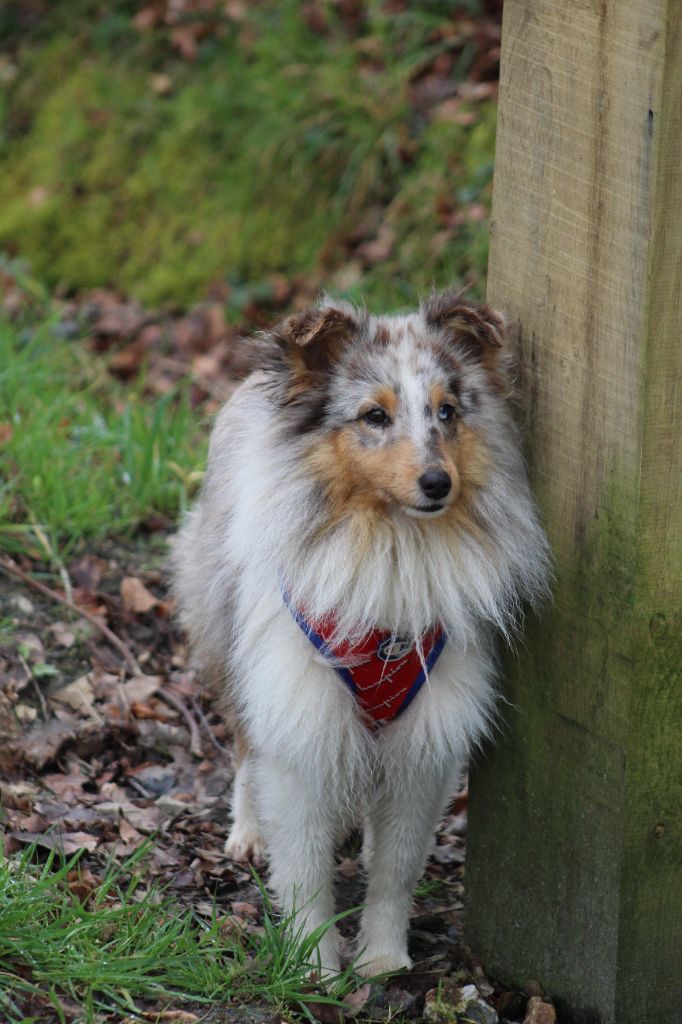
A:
[[282, 588, 446, 727]]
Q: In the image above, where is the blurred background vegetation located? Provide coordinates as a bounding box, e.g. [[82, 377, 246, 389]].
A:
[[0, 0, 501, 555]]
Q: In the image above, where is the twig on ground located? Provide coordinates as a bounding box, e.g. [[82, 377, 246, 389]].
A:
[[158, 688, 203, 757], [57, 565, 74, 606], [30, 672, 49, 722], [30, 522, 74, 605], [191, 695, 229, 755], [0, 555, 139, 673], [17, 651, 49, 721]]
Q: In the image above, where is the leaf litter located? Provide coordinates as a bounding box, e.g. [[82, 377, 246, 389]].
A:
[[0, 545, 541, 1022]]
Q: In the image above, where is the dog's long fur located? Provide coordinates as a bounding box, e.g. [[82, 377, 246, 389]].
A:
[[172, 291, 549, 975]]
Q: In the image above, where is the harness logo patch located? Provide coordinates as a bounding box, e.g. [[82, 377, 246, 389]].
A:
[[377, 635, 414, 662]]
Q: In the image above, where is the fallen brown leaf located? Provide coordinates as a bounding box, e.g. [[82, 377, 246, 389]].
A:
[[0, 779, 40, 805], [67, 867, 100, 906], [10, 830, 99, 854], [71, 587, 108, 618], [41, 770, 91, 801], [121, 576, 158, 614], [68, 553, 108, 592], [6, 810, 48, 832], [304, 1001, 344, 1024], [115, 674, 163, 707], [13, 717, 80, 770], [119, 817, 144, 845], [52, 674, 98, 716], [231, 900, 258, 917], [131, 701, 171, 721], [342, 983, 372, 1015], [68, 878, 95, 904]]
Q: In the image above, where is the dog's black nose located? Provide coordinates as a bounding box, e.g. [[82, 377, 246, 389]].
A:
[[418, 468, 452, 501]]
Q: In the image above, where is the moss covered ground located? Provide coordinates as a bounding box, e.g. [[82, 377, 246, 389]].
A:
[[0, 0, 496, 309]]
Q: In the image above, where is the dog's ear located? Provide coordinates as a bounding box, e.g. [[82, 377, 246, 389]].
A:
[[278, 304, 358, 373], [422, 291, 506, 363]]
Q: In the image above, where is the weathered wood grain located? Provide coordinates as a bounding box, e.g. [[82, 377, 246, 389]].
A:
[[465, 2, 681, 1022]]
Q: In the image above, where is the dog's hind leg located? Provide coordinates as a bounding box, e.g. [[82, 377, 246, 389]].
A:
[[356, 762, 459, 976], [224, 728, 267, 865]]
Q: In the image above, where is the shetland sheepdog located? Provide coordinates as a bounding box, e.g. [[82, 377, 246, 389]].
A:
[[172, 291, 549, 976]]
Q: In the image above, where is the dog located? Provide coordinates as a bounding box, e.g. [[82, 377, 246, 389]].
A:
[[171, 291, 549, 977]]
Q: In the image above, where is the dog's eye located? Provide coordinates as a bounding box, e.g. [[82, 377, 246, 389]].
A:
[[363, 408, 390, 427], [438, 403, 456, 423]]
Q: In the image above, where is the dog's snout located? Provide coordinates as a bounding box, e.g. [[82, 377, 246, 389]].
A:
[[418, 468, 452, 501]]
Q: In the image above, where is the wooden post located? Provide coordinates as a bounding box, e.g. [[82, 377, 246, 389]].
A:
[[464, 3, 681, 1023]]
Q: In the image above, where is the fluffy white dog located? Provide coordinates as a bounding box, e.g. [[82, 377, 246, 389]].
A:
[[172, 292, 549, 976]]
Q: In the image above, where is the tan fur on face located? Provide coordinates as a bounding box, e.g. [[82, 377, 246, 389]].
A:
[[358, 386, 398, 421], [437, 425, 491, 540], [306, 431, 410, 520], [429, 383, 455, 413], [306, 419, 490, 533], [447, 424, 489, 493]]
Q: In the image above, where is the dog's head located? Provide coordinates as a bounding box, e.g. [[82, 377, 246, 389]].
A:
[[260, 291, 510, 525]]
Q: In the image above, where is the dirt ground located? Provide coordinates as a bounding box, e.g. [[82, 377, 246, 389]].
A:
[[0, 534, 540, 1023]]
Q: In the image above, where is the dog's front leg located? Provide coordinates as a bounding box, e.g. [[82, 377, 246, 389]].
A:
[[357, 763, 456, 976], [256, 754, 342, 976]]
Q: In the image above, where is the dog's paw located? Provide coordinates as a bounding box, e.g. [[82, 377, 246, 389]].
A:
[[224, 826, 267, 865], [356, 950, 413, 978]]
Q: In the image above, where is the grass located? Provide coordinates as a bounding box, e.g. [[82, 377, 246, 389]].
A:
[[0, 1, 497, 552], [0, 306, 205, 560], [0, 841, 360, 1024], [0, 0, 495, 307], [413, 875, 450, 902]]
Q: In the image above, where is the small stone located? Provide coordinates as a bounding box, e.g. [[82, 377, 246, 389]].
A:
[[11, 595, 34, 615], [15, 703, 38, 724], [457, 985, 498, 1024], [424, 984, 498, 1024], [465, 1005, 498, 1024], [525, 980, 545, 998], [497, 991, 528, 1019], [524, 996, 556, 1024]]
